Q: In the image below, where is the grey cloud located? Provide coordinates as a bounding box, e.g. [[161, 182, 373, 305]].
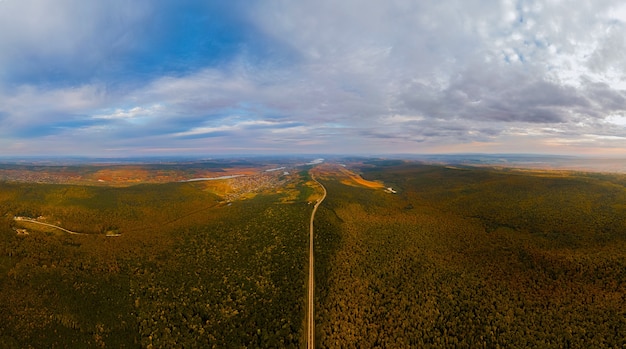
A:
[[397, 60, 624, 126], [582, 80, 626, 112], [3, 0, 626, 155], [586, 23, 626, 74]]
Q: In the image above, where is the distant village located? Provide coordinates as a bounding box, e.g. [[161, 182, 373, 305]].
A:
[[224, 171, 292, 201]]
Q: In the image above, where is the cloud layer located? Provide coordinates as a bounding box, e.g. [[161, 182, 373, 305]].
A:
[[1, 0, 626, 156]]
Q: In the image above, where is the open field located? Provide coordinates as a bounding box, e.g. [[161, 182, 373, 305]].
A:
[[312, 163, 386, 189]]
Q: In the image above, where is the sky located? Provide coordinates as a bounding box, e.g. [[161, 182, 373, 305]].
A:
[[2, 0, 626, 157]]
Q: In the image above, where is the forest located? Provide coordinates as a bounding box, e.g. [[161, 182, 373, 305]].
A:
[[0, 160, 625, 347], [314, 162, 626, 348], [0, 171, 313, 348]]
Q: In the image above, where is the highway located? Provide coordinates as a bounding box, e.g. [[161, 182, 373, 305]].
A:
[[308, 175, 326, 349]]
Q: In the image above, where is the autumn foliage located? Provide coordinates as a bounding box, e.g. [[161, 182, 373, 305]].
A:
[[314, 163, 626, 347], [0, 161, 625, 347]]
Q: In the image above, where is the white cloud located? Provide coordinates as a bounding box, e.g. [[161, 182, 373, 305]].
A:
[[605, 114, 626, 126], [92, 105, 164, 120], [174, 120, 295, 138], [0, 84, 105, 125], [607, 3, 626, 22]]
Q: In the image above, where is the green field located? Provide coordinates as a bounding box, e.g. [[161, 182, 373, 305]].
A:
[[1, 161, 625, 347]]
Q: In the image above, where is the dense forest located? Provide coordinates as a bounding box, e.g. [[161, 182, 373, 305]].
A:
[[1, 161, 626, 347], [314, 163, 626, 347], [0, 175, 312, 348]]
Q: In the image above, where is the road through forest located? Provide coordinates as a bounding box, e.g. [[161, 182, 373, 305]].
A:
[[13, 217, 83, 235], [13, 217, 124, 237], [308, 174, 326, 349]]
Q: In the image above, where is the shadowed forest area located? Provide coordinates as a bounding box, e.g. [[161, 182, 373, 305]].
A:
[[314, 162, 626, 348], [0, 161, 625, 347]]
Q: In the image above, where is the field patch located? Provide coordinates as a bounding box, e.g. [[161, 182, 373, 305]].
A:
[[312, 164, 385, 189]]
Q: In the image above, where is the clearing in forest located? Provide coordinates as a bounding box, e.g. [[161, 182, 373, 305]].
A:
[[312, 164, 385, 189]]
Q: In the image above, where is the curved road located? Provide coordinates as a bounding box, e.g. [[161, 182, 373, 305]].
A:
[[308, 174, 327, 349], [14, 217, 83, 235], [13, 217, 121, 237]]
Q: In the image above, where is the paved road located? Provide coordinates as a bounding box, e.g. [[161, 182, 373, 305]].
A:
[[308, 175, 327, 349]]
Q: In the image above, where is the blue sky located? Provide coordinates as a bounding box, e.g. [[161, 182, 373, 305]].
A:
[[2, 0, 626, 156]]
